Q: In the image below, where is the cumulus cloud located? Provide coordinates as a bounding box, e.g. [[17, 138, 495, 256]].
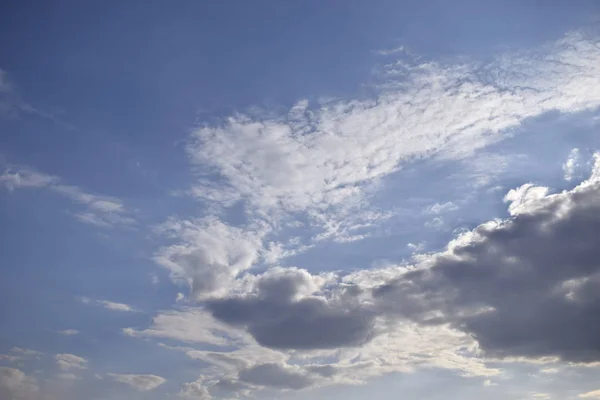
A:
[[154, 217, 267, 299], [127, 31, 600, 399], [106, 373, 166, 392], [151, 34, 600, 337], [55, 354, 87, 371], [371, 155, 600, 363], [0, 367, 39, 400], [150, 154, 600, 398], [564, 148, 582, 181]]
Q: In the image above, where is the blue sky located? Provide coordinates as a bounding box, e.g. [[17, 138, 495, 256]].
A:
[[2, 1, 600, 399]]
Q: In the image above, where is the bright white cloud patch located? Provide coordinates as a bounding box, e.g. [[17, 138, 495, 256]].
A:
[[97, 300, 135, 312]]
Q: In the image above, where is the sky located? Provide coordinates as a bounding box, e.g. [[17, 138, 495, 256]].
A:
[[1, 1, 600, 399]]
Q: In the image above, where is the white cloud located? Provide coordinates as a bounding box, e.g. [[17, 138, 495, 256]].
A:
[[483, 379, 498, 386], [124, 308, 250, 347], [54, 353, 88, 371], [97, 300, 136, 312], [0, 348, 43, 363], [425, 201, 458, 215], [185, 31, 600, 242], [0, 166, 134, 228], [0, 367, 39, 400], [106, 373, 166, 392], [154, 217, 267, 299], [564, 148, 582, 181], [580, 390, 600, 399]]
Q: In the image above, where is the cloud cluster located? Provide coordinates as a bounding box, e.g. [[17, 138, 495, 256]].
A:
[[157, 31, 600, 304], [134, 31, 600, 398], [139, 154, 600, 398]]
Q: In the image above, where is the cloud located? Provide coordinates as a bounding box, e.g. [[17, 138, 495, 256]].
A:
[[237, 363, 313, 390], [106, 373, 166, 392], [424, 201, 459, 215], [0, 348, 43, 363], [1, 166, 134, 228], [154, 217, 267, 299], [184, 31, 600, 245], [580, 390, 600, 399], [0, 367, 39, 400], [121, 31, 600, 399], [150, 154, 600, 397], [57, 329, 79, 336], [371, 155, 600, 363], [564, 148, 582, 181], [124, 308, 250, 346], [97, 300, 136, 312], [55, 354, 87, 371], [206, 267, 374, 350]]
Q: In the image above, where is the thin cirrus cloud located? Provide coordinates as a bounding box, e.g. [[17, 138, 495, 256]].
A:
[[0, 167, 135, 228], [80, 297, 137, 312]]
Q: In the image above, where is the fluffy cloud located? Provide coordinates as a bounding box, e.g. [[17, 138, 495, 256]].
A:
[[147, 154, 600, 397], [54, 354, 87, 371], [157, 31, 600, 310], [106, 373, 166, 392], [127, 31, 600, 399], [370, 155, 600, 363], [0, 367, 39, 400], [185, 31, 600, 242], [154, 217, 267, 299]]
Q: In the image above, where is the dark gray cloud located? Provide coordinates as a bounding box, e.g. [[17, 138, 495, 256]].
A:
[[374, 175, 600, 362], [237, 363, 313, 390], [207, 295, 375, 350], [204, 166, 600, 364]]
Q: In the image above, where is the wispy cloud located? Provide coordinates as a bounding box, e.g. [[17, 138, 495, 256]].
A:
[[106, 373, 166, 392], [80, 297, 137, 312], [0, 166, 135, 228]]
